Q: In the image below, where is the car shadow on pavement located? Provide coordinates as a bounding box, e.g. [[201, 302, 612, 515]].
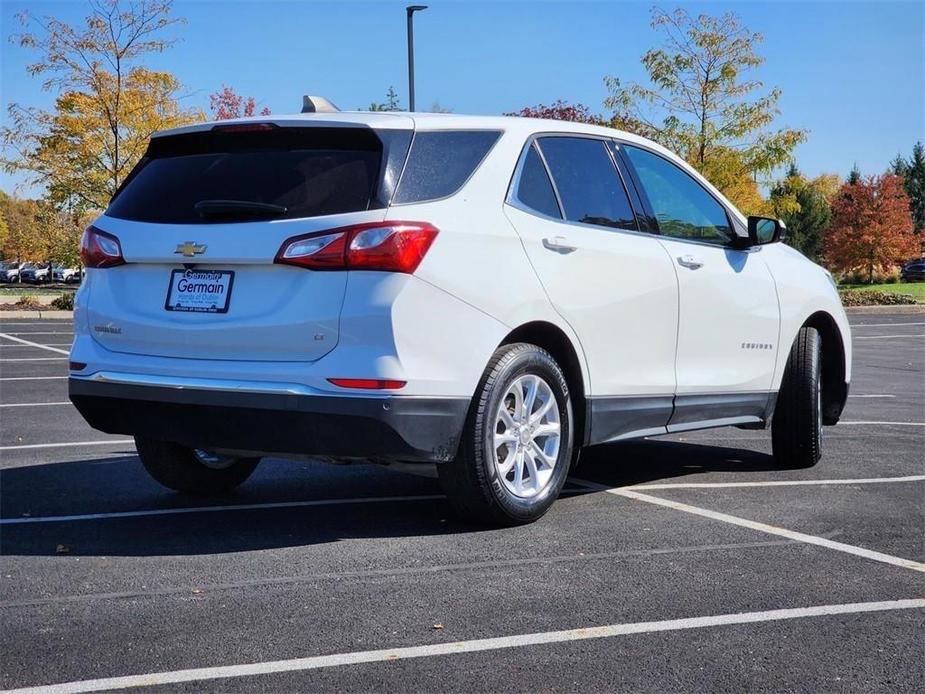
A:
[[573, 438, 778, 488], [0, 439, 776, 558]]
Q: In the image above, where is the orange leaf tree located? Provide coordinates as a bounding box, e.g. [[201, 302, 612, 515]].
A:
[[209, 86, 270, 120], [824, 174, 921, 283]]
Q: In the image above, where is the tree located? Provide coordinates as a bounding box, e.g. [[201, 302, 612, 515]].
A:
[[824, 174, 920, 282], [209, 86, 270, 120], [770, 165, 833, 261], [505, 100, 604, 124], [0, 192, 44, 262], [367, 86, 402, 112], [604, 8, 805, 188], [889, 153, 909, 177], [1, 0, 202, 213], [902, 142, 925, 233], [847, 164, 862, 185]]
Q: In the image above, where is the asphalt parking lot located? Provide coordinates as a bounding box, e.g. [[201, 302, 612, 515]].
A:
[[0, 312, 923, 693]]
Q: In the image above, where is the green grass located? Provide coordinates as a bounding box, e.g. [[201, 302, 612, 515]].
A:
[[0, 286, 68, 297], [839, 281, 925, 302]]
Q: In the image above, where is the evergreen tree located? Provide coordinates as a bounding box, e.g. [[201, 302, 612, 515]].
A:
[[770, 166, 832, 261], [889, 154, 909, 177], [847, 164, 862, 185], [905, 142, 925, 233]]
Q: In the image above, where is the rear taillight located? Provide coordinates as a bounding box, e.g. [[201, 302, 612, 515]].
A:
[[275, 222, 438, 273], [80, 226, 125, 268]]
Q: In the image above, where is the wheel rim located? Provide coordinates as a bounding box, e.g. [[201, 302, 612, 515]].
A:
[[193, 449, 238, 470], [492, 374, 561, 499]]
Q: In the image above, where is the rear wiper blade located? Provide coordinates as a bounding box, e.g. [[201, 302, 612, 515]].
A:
[[194, 200, 288, 219]]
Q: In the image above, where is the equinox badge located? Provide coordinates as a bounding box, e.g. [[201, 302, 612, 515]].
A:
[[175, 241, 207, 257]]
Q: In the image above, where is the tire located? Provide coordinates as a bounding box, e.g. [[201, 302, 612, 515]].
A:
[[772, 326, 823, 469], [134, 435, 261, 495], [438, 343, 574, 526]]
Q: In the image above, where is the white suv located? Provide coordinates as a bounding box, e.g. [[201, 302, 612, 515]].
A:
[[69, 109, 851, 525]]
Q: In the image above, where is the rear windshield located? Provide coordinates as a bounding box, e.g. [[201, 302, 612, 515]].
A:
[[107, 127, 384, 224]]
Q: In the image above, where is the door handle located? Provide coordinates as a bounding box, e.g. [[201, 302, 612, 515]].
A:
[[542, 236, 577, 254], [677, 254, 703, 269]]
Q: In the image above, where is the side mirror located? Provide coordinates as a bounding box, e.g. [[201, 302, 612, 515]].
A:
[[747, 216, 785, 246]]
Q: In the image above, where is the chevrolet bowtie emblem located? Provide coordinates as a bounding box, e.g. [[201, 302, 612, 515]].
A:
[[175, 242, 207, 257]]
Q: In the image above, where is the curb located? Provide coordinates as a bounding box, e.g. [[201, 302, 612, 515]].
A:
[[0, 310, 74, 319], [844, 305, 925, 314]]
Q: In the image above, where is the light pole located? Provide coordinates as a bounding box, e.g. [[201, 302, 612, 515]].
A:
[[406, 5, 427, 112]]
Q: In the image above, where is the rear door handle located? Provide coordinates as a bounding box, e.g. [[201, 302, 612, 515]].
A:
[[677, 254, 703, 269], [542, 236, 577, 254]]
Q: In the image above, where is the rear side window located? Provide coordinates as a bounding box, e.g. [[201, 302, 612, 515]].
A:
[[107, 127, 383, 224], [513, 144, 561, 218], [392, 130, 501, 204], [537, 137, 637, 230], [622, 145, 733, 244]]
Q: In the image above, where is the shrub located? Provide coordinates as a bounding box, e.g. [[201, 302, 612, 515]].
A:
[[51, 293, 75, 310], [0, 296, 43, 311], [838, 290, 918, 306]]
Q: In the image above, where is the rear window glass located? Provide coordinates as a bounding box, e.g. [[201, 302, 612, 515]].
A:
[[514, 144, 561, 218], [392, 130, 501, 204], [538, 137, 637, 231], [107, 127, 383, 224]]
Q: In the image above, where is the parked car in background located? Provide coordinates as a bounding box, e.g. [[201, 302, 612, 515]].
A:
[[0, 262, 27, 283], [69, 110, 852, 526], [53, 265, 82, 284], [900, 259, 925, 281], [20, 263, 52, 283]]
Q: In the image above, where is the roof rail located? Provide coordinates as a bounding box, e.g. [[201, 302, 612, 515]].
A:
[[301, 95, 340, 113]]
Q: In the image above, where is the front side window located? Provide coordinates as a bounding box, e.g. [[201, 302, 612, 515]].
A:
[[623, 145, 733, 244], [513, 143, 561, 218], [537, 137, 636, 230]]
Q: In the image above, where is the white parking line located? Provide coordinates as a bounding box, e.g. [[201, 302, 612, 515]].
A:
[[839, 421, 925, 427], [629, 475, 925, 490], [0, 357, 67, 362], [0, 343, 69, 348], [848, 394, 895, 398], [0, 440, 132, 452], [851, 322, 925, 327], [7, 599, 922, 694], [855, 334, 925, 340], [0, 376, 67, 382], [570, 479, 925, 573], [0, 402, 71, 408], [0, 333, 70, 355], [0, 331, 73, 336]]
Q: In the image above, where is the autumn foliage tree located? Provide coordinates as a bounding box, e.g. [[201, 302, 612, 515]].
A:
[[824, 175, 920, 283], [1, 0, 202, 213], [505, 100, 604, 125], [604, 8, 805, 213], [209, 86, 270, 120]]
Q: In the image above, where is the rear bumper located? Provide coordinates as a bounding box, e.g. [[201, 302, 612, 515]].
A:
[[69, 378, 468, 463]]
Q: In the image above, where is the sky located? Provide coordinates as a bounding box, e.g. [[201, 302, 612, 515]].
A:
[[1, 0, 923, 197]]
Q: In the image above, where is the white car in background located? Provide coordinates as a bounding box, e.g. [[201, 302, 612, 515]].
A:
[[53, 265, 81, 283], [0, 262, 27, 283], [69, 106, 852, 526]]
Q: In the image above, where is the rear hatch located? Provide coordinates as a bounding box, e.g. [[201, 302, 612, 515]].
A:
[[87, 122, 411, 362]]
